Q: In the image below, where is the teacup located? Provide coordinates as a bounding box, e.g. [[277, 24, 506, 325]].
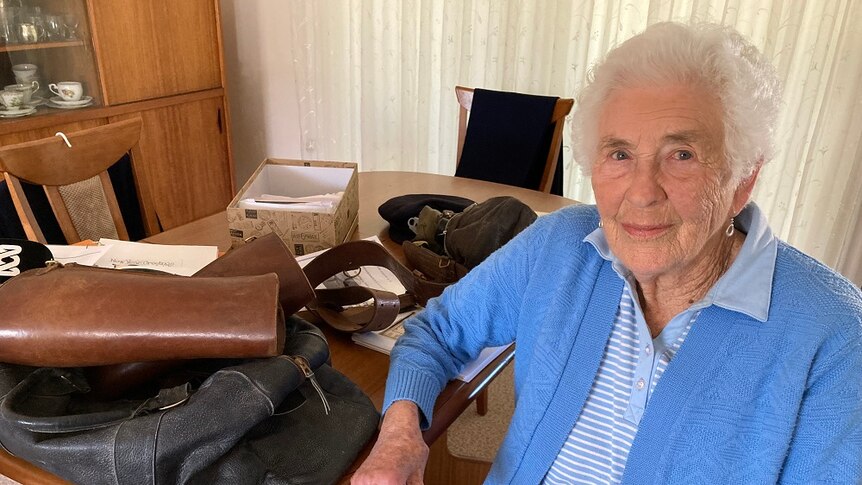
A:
[[4, 81, 38, 104], [49, 81, 82, 101], [0, 89, 25, 111], [12, 63, 37, 82]]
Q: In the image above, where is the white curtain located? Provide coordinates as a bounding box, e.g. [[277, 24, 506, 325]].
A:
[[287, 0, 862, 284]]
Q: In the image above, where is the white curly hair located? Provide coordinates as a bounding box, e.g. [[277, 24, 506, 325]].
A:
[[571, 22, 783, 183]]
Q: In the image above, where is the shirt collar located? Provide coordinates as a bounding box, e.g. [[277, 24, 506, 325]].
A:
[[584, 202, 777, 322]]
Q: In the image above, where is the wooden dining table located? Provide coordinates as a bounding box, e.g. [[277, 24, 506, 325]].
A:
[[0, 171, 578, 485]]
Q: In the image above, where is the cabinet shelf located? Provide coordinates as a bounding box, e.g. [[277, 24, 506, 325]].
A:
[[0, 40, 85, 53]]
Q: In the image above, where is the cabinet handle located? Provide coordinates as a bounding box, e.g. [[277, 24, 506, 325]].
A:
[[217, 108, 223, 133]]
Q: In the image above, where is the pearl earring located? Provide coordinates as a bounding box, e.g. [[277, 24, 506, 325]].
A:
[[725, 217, 735, 237], [598, 219, 603, 228]]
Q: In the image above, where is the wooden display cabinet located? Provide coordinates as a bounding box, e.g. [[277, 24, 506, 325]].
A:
[[0, 0, 234, 235], [0, 0, 101, 111]]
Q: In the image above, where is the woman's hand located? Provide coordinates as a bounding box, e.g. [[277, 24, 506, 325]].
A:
[[351, 400, 430, 485]]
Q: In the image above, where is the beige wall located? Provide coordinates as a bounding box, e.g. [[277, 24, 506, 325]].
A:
[[220, 0, 303, 187]]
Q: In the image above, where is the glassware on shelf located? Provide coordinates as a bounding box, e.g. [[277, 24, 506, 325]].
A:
[[20, 5, 46, 42], [45, 14, 63, 41], [0, 6, 17, 44], [62, 13, 78, 40], [16, 21, 41, 43], [0, 1, 23, 44]]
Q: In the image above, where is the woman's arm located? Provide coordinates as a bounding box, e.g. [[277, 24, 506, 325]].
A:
[[778, 334, 862, 483], [383, 211, 556, 428], [351, 401, 429, 485]]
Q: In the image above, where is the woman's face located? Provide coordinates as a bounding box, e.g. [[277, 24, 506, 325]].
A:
[[591, 84, 755, 282]]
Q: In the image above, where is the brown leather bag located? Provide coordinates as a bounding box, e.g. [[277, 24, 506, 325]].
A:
[[194, 232, 315, 315], [0, 263, 284, 367], [84, 232, 314, 397]]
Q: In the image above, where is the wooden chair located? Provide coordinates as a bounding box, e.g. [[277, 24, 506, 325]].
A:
[[454, 86, 572, 413], [455, 85, 574, 194], [0, 118, 158, 244]]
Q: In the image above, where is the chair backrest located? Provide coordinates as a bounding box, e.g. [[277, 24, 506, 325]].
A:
[[455, 85, 574, 194], [0, 118, 157, 244]]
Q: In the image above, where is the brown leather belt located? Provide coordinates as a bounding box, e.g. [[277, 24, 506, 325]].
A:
[[302, 240, 449, 333]]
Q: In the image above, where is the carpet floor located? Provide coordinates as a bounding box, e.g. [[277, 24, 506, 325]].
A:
[[446, 362, 515, 462]]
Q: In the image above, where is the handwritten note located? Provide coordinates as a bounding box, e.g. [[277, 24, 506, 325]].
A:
[[48, 239, 218, 276], [94, 239, 218, 276], [46, 244, 112, 266]]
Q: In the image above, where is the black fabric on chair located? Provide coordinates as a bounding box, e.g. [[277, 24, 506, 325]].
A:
[[454, 88, 563, 196], [108, 154, 146, 241], [0, 180, 65, 243], [0, 155, 145, 243]]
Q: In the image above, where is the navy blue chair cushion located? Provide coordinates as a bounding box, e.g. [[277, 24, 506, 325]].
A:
[[454, 88, 563, 195]]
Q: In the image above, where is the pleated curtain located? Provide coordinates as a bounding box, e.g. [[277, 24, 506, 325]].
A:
[[285, 0, 862, 284]]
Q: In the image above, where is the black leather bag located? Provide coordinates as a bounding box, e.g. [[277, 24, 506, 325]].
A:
[[0, 316, 379, 485]]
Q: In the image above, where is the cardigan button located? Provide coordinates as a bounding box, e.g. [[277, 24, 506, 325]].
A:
[[635, 378, 645, 390]]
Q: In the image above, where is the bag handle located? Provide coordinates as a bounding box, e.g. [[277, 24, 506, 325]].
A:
[[2, 318, 329, 434], [302, 240, 449, 333], [1, 368, 201, 433]]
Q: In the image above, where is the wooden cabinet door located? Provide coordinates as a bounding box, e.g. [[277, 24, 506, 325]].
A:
[[89, 0, 223, 104], [111, 96, 232, 230]]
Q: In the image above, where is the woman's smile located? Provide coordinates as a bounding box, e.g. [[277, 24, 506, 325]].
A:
[[620, 222, 673, 239]]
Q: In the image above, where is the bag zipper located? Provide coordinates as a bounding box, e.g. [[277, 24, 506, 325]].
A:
[[291, 356, 331, 415]]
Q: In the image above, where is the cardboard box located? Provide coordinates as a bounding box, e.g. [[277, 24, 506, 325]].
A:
[[227, 159, 359, 255]]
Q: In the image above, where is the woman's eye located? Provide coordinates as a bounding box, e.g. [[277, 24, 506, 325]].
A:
[[673, 150, 694, 161], [610, 150, 629, 161]]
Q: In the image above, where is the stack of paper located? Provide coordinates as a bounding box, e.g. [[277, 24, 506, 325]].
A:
[[352, 314, 508, 382], [238, 191, 344, 213], [349, 311, 414, 354], [46, 239, 218, 276]]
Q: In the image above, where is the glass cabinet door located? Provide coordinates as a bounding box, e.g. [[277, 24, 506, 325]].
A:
[[0, 0, 99, 119]]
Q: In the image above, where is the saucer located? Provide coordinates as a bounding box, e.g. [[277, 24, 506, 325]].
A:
[[47, 100, 93, 110], [0, 107, 37, 118], [25, 96, 46, 107], [49, 96, 93, 106]]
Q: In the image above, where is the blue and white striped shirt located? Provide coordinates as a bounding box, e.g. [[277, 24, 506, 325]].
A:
[[543, 285, 696, 484], [543, 210, 776, 484]]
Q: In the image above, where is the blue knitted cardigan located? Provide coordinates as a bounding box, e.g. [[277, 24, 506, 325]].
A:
[[385, 204, 862, 484]]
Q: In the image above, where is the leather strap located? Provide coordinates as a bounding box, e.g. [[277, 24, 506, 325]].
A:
[[402, 241, 468, 284], [303, 240, 449, 333]]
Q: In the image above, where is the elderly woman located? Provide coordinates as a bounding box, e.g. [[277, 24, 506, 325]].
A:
[[354, 22, 862, 484]]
